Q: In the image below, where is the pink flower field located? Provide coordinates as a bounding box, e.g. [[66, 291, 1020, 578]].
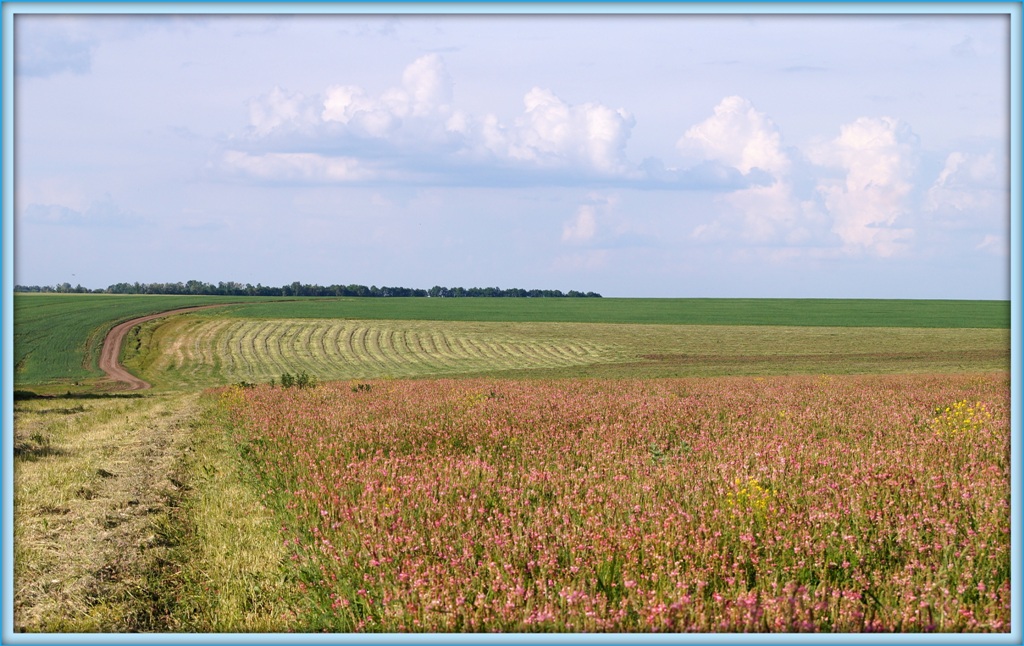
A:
[[216, 373, 1010, 632]]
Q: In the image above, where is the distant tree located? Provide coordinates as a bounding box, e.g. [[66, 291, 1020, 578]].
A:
[[33, 279, 601, 298]]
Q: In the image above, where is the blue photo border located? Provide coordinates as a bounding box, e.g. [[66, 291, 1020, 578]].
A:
[[0, 3, 1020, 644]]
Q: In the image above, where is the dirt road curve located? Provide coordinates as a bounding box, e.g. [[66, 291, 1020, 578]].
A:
[[99, 305, 228, 390]]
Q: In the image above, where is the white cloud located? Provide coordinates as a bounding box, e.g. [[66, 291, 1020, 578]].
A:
[[249, 86, 319, 136], [679, 96, 813, 247], [230, 55, 641, 185], [221, 151, 373, 183], [321, 84, 374, 124], [679, 105, 1004, 260], [688, 178, 820, 248], [809, 116, 917, 257], [724, 180, 818, 244], [677, 96, 790, 177], [501, 88, 636, 175], [562, 205, 598, 243], [677, 100, 962, 259], [401, 53, 453, 116], [320, 53, 454, 139], [975, 233, 1005, 255], [321, 84, 402, 138], [924, 151, 1003, 216]]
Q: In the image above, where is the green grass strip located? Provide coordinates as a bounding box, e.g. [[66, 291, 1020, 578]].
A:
[[210, 297, 1009, 328]]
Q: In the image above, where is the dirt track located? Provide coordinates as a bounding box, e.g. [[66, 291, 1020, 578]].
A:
[[99, 305, 227, 390]]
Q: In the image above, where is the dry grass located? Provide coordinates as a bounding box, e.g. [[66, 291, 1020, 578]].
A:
[[12, 392, 200, 631]]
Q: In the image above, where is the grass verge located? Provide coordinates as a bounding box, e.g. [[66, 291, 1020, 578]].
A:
[[144, 390, 300, 631]]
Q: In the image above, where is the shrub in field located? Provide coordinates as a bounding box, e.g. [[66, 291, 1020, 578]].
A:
[[215, 373, 1009, 633], [280, 371, 317, 389]]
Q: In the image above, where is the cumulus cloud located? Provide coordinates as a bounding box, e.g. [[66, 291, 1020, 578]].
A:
[[225, 54, 649, 186], [808, 116, 918, 257], [319, 53, 455, 140], [674, 98, 999, 260], [240, 53, 460, 149], [401, 53, 454, 116], [679, 96, 812, 245], [320, 85, 404, 138], [722, 181, 820, 244], [689, 181, 820, 247], [975, 234, 1006, 255], [249, 87, 320, 136], [562, 205, 598, 243], [559, 194, 628, 247], [221, 151, 374, 183], [677, 96, 790, 177], [924, 151, 1003, 217], [499, 88, 636, 176]]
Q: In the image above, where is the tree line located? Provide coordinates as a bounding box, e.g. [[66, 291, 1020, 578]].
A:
[[15, 280, 602, 298]]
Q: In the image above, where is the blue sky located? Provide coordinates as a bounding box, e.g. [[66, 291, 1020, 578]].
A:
[[11, 9, 1013, 298]]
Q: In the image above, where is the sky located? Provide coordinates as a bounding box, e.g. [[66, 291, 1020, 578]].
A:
[[11, 9, 1013, 298]]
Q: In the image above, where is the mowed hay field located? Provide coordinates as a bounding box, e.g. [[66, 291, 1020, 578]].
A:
[[11, 295, 1012, 633], [127, 315, 1009, 389], [128, 318, 612, 386]]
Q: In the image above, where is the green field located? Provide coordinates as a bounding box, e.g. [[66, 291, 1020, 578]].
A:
[[209, 297, 1010, 328], [14, 294, 1010, 389], [13, 294, 284, 387]]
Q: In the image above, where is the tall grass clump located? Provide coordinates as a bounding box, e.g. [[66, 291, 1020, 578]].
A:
[[213, 373, 1009, 632]]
